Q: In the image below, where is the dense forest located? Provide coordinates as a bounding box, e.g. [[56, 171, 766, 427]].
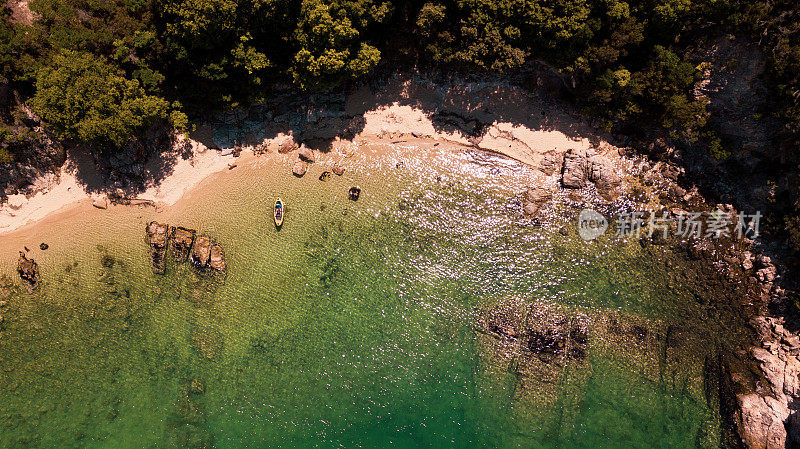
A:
[[0, 0, 799, 237]]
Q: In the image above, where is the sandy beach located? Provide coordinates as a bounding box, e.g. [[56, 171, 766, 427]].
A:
[[0, 86, 621, 242]]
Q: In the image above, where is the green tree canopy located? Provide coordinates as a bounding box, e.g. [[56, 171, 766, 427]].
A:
[[31, 50, 180, 147], [291, 0, 381, 90]]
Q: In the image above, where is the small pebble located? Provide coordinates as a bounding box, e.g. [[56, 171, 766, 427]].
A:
[[40, 243, 49, 250]]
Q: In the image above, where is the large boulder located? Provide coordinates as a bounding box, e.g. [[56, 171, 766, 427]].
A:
[[298, 146, 315, 162], [292, 160, 307, 177], [561, 148, 588, 188], [539, 154, 562, 176], [587, 155, 621, 199], [171, 227, 196, 261], [191, 235, 212, 268], [278, 136, 298, 154], [17, 252, 39, 285], [208, 243, 226, 272], [146, 222, 170, 274]]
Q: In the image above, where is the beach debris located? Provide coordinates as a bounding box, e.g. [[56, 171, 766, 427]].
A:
[[171, 227, 196, 261], [332, 162, 345, 176], [40, 243, 48, 250], [298, 146, 315, 162], [17, 251, 39, 285], [348, 186, 361, 201], [292, 160, 308, 177], [191, 235, 212, 268], [209, 243, 226, 271], [146, 221, 170, 274], [91, 196, 108, 209], [227, 163, 238, 170], [319, 171, 331, 181]]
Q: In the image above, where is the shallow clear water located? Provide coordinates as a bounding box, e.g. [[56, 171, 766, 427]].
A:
[[0, 145, 744, 448]]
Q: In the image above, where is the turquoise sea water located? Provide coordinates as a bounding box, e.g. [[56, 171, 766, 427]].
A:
[[0, 146, 746, 448]]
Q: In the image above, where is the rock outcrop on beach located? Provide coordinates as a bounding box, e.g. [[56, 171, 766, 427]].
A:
[[558, 148, 621, 199], [561, 148, 588, 189], [292, 160, 308, 177], [298, 146, 315, 162], [521, 185, 552, 217], [145, 221, 169, 274], [17, 251, 39, 285], [171, 227, 196, 261]]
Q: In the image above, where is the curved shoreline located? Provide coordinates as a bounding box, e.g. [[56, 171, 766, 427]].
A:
[[0, 74, 795, 448]]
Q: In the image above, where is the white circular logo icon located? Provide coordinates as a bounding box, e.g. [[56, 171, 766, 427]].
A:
[[578, 209, 608, 241]]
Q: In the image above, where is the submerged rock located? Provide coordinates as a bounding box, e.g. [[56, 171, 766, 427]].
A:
[[145, 222, 170, 274], [17, 251, 39, 285], [171, 227, 196, 262], [349, 186, 361, 201], [208, 244, 226, 272], [332, 163, 345, 176], [521, 186, 552, 217], [189, 378, 205, 395], [191, 235, 212, 268]]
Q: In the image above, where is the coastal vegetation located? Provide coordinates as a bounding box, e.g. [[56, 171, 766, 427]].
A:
[[0, 0, 796, 144], [0, 0, 799, 235]]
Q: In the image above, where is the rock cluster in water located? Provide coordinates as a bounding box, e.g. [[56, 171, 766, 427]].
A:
[[146, 222, 226, 274], [476, 298, 715, 439], [16, 251, 39, 285]]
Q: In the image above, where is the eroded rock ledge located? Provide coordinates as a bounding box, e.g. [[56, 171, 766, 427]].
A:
[[145, 221, 226, 274]]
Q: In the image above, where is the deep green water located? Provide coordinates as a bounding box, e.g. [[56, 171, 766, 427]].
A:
[[0, 147, 746, 448]]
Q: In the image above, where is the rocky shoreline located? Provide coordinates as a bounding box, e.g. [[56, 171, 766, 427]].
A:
[[517, 134, 797, 448]]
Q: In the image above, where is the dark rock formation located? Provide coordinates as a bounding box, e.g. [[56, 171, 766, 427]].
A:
[[319, 171, 331, 181], [191, 235, 212, 269], [349, 186, 361, 201], [17, 251, 39, 285], [171, 227, 196, 261], [145, 221, 170, 274]]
